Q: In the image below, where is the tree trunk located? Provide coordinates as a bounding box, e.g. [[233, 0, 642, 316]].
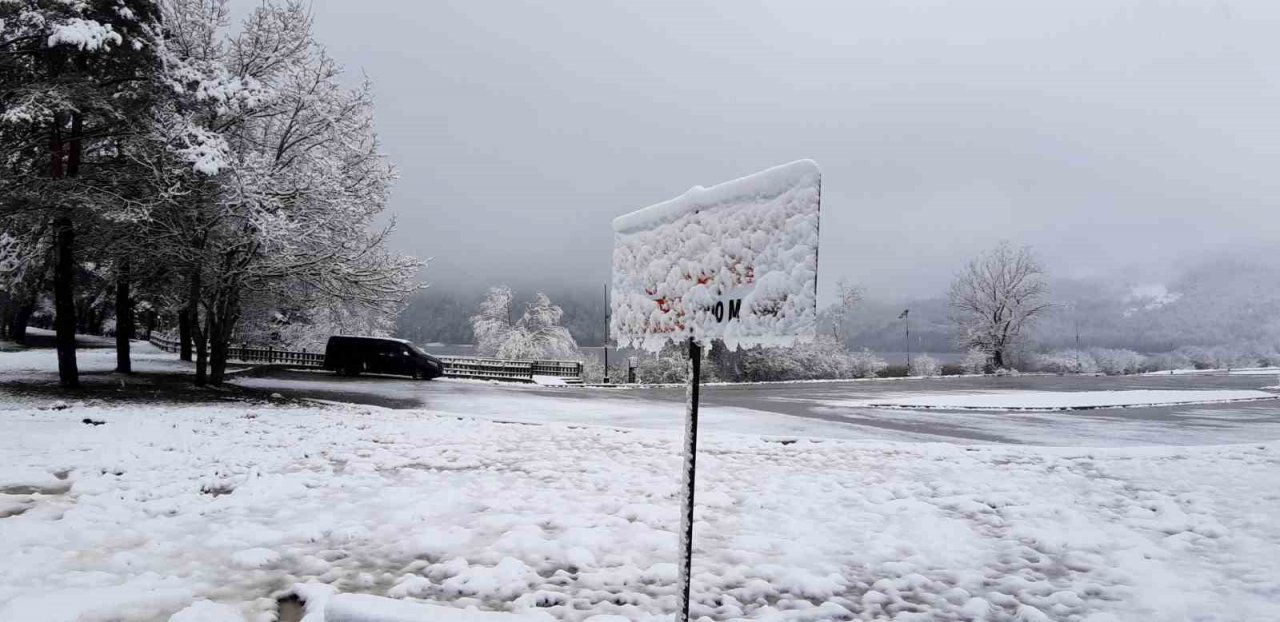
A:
[[115, 260, 132, 373], [88, 307, 105, 336], [208, 287, 240, 385], [52, 214, 79, 388], [188, 268, 206, 385], [179, 304, 193, 361], [9, 303, 32, 344], [992, 349, 1004, 370], [195, 312, 210, 386], [144, 309, 156, 340], [209, 326, 228, 384], [0, 291, 10, 340]]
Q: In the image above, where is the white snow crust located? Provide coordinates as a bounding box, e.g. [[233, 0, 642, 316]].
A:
[[610, 160, 820, 352], [312, 590, 555, 622], [2, 400, 1279, 621]]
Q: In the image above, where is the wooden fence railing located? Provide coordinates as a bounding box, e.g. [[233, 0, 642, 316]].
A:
[[147, 334, 582, 384]]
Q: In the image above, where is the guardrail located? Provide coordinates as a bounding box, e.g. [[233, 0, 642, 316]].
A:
[[147, 334, 582, 384], [434, 356, 584, 384]]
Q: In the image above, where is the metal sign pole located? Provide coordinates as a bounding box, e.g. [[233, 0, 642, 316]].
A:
[[676, 336, 701, 622]]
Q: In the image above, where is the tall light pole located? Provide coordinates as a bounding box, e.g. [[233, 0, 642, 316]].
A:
[[899, 308, 910, 370], [603, 283, 610, 384]]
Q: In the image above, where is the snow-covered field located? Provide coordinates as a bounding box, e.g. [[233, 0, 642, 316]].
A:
[[832, 390, 1279, 411], [0, 340, 192, 378], [2, 398, 1279, 621], [4, 343, 1280, 621]]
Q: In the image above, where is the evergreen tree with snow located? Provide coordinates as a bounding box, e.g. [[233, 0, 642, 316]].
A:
[[1, 0, 163, 386]]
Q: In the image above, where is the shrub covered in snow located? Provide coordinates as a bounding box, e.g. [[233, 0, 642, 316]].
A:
[[1088, 348, 1149, 375], [847, 348, 888, 379], [1146, 350, 1194, 372], [1028, 348, 1151, 375], [1140, 345, 1280, 372], [908, 354, 940, 378], [579, 356, 631, 384], [734, 337, 886, 382], [1029, 349, 1099, 374], [960, 349, 990, 375], [633, 344, 720, 384]]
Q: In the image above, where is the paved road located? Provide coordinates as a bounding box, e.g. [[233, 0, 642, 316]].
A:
[[232, 370, 1280, 447]]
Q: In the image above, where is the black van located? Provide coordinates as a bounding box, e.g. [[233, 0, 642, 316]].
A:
[[323, 336, 445, 380]]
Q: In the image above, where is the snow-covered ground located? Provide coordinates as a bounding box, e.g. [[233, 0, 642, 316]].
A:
[[831, 389, 1279, 411], [0, 334, 198, 379], [5, 345, 1280, 620], [3, 400, 1279, 622]]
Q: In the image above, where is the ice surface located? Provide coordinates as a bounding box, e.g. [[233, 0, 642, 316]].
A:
[[611, 160, 820, 352]]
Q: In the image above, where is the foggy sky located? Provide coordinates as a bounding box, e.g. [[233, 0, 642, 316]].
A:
[[247, 0, 1280, 301]]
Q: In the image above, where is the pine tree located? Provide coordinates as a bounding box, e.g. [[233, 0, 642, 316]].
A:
[[1, 0, 163, 386]]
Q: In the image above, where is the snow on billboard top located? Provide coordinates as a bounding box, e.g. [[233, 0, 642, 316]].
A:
[[611, 160, 821, 352]]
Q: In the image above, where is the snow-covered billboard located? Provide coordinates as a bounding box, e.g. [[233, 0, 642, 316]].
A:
[[611, 160, 821, 352]]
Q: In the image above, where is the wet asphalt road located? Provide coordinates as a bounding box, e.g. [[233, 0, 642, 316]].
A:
[[233, 369, 1280, 446]]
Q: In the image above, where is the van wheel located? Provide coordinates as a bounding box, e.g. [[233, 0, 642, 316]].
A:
[[411, 368, 424, 380], [344, 364, 361, 376]]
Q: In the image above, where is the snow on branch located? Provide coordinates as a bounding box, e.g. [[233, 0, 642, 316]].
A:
[[47, 18, 121, 51]]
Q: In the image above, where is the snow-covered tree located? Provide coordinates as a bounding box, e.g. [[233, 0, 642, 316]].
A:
[[471, 288, 579, 360], [141, 0, 420, 384], [1, 0, 163, 385], [471, 286, 514, 355], [499, 293, 578, 360], [0, 227, 50, 341], [820, 278, 864, 343], [960, 348, 989, 375], [948, 242, 1051, 369]]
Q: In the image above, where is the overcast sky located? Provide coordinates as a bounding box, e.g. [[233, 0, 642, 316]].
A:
[[239, 0, 1280, 300]]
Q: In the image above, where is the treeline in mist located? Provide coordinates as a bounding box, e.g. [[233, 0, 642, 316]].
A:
[[400, 254, 1280, 362]]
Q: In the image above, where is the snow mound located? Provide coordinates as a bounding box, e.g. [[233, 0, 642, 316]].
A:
[[611, 160, 820, 352], [838, 389, 1278, 411], [168, 600, 244, 622], [230, 547, 280, 569], [530, 375, 567, 387], [297, 586, 554, 622]]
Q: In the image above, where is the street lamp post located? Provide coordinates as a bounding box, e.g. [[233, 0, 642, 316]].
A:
[[603, 283, 610, 384], [899, 309, 911, 371]]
